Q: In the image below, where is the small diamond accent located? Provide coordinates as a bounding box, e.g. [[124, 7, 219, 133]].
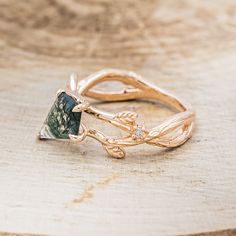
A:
[[133, 126, 146, 139]]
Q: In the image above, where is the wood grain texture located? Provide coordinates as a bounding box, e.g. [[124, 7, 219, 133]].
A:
[[0, 0, 236, 235]]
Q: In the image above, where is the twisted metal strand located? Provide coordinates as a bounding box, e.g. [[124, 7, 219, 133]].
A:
[[69, 69, 195, 158]]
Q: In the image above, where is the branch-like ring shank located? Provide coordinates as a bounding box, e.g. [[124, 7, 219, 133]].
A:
[[77, 69, 195, 148]]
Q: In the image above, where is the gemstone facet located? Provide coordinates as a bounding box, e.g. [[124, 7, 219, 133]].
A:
[[39, 92, 82, 140]]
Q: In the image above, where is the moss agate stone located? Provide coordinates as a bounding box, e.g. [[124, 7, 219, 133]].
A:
[[39, 92, 82, 140]]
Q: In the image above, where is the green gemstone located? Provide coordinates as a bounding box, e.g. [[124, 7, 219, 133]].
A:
[[39, 92, 82, 140]]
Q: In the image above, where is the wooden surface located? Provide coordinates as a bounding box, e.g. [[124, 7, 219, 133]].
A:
[[0, 0, 236, 235]]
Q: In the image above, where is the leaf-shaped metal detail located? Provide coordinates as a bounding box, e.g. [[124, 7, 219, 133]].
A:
[[114, 111, 138, 124], [148, 127, 161, 138], [103, 145, 126, 159]]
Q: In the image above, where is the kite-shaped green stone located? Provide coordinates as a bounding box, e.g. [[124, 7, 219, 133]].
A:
[[39, 92, 82, 140]]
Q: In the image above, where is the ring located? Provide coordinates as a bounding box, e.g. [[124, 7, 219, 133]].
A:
[[38, 69, 195, 158]]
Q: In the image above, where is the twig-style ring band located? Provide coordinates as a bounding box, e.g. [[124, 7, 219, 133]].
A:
[[38, 69, 195, 158]]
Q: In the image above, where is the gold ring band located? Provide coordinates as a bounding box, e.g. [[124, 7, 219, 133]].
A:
[[38, 69, 195, 158]]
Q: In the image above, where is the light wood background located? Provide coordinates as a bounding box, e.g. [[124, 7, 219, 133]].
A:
[[0, 0, 236, 235]]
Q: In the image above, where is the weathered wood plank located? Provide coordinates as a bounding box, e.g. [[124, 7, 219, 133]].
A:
[[0, 0, 235, 235]]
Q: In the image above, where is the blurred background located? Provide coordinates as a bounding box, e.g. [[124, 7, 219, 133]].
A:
[[1, 0, 236, 71]]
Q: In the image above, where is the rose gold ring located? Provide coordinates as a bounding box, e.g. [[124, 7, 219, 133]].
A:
[[38, 69, 195, 158]]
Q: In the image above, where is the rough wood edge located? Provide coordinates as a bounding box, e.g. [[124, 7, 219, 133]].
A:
[[1, 228, 236, 236]]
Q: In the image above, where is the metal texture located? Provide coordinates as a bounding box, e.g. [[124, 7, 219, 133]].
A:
[[55, 69, 195, 158]]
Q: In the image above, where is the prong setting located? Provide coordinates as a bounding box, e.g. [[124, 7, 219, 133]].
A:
[[131, 125, 147, 140], [72, 100, 90, 112], [39, 69, 195, 158]]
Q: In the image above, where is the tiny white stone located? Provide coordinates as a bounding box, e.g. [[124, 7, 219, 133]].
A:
[[134, 127, 144, 138]]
